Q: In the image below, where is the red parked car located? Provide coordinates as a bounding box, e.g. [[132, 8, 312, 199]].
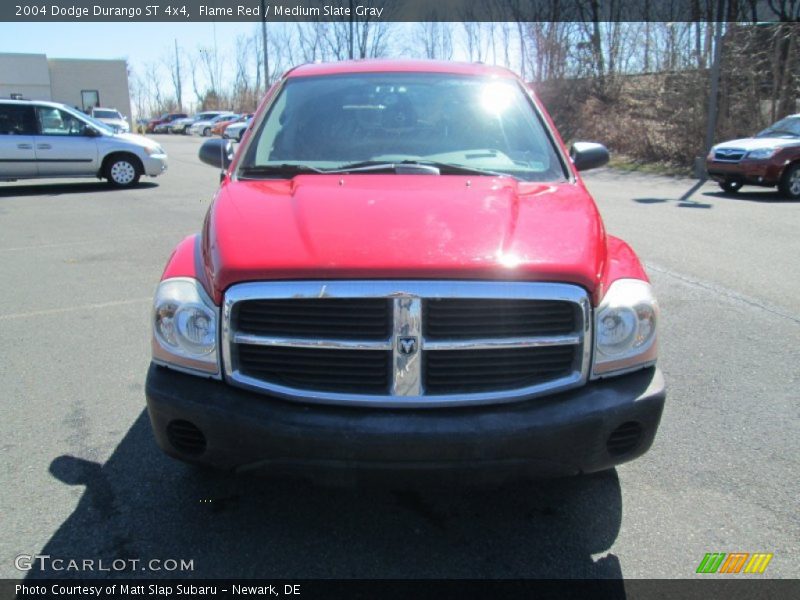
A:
[[706, 113, 800, 199], [211, 113, 253, 136], [146, 60, 665, 481], [146, 112, 188, 134]]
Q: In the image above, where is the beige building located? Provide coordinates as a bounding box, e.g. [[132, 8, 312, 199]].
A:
[[0, 53, 132, 127]]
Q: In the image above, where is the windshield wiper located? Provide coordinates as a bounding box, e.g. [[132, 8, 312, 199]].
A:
[[321, 160, 516, 178], [238, 164, 325, 178]]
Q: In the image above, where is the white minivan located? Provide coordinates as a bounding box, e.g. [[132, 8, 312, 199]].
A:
[[0, 99, 167, 187]]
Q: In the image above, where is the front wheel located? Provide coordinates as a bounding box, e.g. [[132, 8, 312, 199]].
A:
[[203, 127, 211, 137], [105, 156, 141, 188], [778, 164, 800, 200], [719, 179, 743, 194]]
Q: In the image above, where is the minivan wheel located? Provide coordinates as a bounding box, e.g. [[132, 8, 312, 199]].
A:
[[778, 164, 800, 200], [719, 179, 743, 194], [105, 155, 141, 187]]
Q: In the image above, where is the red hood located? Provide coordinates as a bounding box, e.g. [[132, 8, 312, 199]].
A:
[[202, 175, 606, 301]]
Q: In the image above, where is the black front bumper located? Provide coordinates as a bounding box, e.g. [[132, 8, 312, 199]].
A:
[[145, 364, 665, 481]]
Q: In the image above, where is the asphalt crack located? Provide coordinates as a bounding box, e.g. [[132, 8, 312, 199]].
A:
[[646, 261, 800, 326]]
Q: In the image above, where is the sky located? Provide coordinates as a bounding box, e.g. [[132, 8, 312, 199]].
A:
[[0, 22, 256, 66], [0, 22, 436, 108], [0, 21, 507, 117]]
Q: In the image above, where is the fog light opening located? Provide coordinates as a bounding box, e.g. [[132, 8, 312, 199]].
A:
[[166, 420, 207, 456], [606, 421, 643, 457]]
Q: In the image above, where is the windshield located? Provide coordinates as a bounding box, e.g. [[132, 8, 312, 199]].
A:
[[93, 109, 121, 119], [241, 73, 567, 182], [213, 114, 237, 123], [757, 116, 800, 138]]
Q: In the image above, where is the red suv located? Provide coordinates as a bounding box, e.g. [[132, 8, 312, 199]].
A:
[[146, 112, 188, 134], [706, 114, 800, 199], [145, 60, 665, 481]]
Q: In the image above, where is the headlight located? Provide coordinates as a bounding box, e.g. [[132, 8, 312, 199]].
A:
[[152, 278, 219, 377], [592, 279, 658, 378], [747, 147, 777, 160], [145, 145, 164, 156]]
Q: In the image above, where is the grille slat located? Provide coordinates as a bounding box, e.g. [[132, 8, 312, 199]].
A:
[[237, 298, 391, 340], [424, 346, 576, 394], [424, 299, 577, 340], [237, 345, 390, 393]]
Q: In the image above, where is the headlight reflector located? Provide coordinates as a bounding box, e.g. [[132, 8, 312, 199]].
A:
[[746, 147, 777, 160], [152, 278, 219, 376], [593, 279, 658, 378]]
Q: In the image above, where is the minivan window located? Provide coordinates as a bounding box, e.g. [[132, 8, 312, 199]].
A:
[[244, 73, 567, 182], [0, 104, 37, 135], [37, 107, 91, 136]]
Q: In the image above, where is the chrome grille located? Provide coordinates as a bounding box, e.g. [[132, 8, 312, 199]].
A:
[[223, 281, 591, 408], [714, 148, 746, 162]]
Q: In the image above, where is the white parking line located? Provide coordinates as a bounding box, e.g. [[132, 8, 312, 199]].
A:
[[0, 298, 151, 321]]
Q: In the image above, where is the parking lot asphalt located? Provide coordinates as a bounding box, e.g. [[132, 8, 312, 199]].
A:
[[1, 134, 798, 579]]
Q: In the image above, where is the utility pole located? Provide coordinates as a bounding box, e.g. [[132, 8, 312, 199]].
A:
[[700, 0, 726, 177], [260, 0, 269, 89], [348, 0, 354, 59], [174, 39, 182, 110]]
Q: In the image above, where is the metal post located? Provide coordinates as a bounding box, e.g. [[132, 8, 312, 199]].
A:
[[698, 0, 726, 178], [174, 39, 181, 111], [349, 0, 354, 59], [260, 0, 269, 88]]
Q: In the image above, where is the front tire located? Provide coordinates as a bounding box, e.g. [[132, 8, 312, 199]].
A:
[[105, 155, 141, 188], [203, 127, 211, 137], [719, 179, 743, 194], [778, 164, 800, 200]]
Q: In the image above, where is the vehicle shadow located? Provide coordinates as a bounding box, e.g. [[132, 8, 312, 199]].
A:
[[26, 411, 626, 584], [0, 181, 158, 197]]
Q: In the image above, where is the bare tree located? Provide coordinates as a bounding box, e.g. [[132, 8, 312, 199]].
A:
[[415, 21, 453, 60], [162, 41, 183, 111]]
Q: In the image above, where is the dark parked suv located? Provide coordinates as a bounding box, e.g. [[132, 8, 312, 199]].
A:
[[706, 114, 800, 199]]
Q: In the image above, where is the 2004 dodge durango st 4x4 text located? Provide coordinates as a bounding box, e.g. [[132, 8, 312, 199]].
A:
[[145, 60, 666, 481]]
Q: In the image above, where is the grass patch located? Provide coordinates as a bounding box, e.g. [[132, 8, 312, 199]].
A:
[[607, 155, 693, 177]]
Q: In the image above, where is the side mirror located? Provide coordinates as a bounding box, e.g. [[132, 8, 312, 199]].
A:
[[199, 138, 234, 170], [83, 126, 101, 137], [570, 142, 610, 172]]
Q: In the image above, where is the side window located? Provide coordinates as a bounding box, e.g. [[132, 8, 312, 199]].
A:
[[0, 105, 37, 135], [36, 107, 89, 136]]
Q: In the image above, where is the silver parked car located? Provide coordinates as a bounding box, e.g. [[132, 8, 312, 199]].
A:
[[170, 111, 226, 134], [188, 113, 237, 137], [90, 107, 130, 133], [0, 99, 167, 187], [222, 117, 252, 142]]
